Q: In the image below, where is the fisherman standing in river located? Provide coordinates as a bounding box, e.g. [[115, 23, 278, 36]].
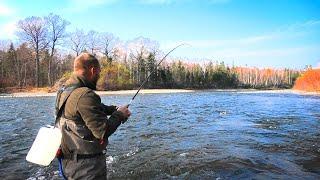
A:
[[55, 53, 131, 179]]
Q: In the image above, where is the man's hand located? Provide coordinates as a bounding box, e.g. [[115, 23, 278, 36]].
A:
[[117, 105, 131, 123]]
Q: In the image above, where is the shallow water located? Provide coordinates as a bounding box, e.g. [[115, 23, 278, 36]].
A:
[[0, 91, 319, 179]]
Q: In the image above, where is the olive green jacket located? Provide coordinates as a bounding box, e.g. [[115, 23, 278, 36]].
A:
[[56, 75, 126, 155]]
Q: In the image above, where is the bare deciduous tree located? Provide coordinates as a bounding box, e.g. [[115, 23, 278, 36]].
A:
[[99, 32, 115, 60], [69, 29, 87, 56], [45, 13, 70, 86], [17, 16, 48, 87], [86, 30, 100, 55]]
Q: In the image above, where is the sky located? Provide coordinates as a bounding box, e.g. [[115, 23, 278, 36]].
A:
[[0, 0, 319, 69]]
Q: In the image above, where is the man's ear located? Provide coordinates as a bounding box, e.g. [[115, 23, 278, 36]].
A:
[[89, 67, 95, 76], [92, 67, 98, 74]]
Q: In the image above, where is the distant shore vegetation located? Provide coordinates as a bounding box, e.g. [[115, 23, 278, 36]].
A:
[[294, 68, 320, 92], [0, 13, 311, 92]]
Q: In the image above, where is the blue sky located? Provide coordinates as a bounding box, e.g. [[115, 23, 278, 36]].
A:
[[0, 0, 319, 69]]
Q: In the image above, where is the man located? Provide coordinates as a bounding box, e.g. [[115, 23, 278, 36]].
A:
[[55, 53, 131, 179]]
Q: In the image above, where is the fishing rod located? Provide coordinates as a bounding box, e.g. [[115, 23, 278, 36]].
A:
[[127, 43, 188, 107]]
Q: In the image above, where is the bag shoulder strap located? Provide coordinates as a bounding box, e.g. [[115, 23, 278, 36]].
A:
[[54, 85, 81, 126]]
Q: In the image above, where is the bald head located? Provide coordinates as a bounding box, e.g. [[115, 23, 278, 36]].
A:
[[73, 53, 101, 86], [74, 53, 100, 74]]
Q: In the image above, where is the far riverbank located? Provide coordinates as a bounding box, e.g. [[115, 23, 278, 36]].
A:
[[0, 89, 319, 98]]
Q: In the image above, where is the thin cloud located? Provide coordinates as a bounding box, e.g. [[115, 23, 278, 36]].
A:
[[0, 21, 18, 40], [277, 19, 320, 33], [303, 20, 320, 26], [162, 19, 320, 50], [241, 35, 275, 44], [0, 1, 18, 40], [0, 2, 15, 16], [160, 19, 320, 68]]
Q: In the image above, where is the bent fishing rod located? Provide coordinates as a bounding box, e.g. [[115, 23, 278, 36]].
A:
[[127, 43, 188, 107]]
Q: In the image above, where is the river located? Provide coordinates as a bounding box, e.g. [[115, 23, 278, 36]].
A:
[[0, 91, 319, 179]]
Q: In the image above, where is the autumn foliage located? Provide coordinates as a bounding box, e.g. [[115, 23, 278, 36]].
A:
[[293, 69, 320, 92]]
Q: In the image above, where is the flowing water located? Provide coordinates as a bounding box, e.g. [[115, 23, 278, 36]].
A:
[[0, 91, 319, 179]]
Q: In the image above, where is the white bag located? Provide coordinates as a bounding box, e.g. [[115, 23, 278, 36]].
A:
[[26, 125, 62, 166]]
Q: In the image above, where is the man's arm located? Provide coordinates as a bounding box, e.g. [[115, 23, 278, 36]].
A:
[[77, 90, 126, 140], [101, 104, 117, 115]]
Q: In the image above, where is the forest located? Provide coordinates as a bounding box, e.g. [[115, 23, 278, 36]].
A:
[[0, 14, 305, 91]]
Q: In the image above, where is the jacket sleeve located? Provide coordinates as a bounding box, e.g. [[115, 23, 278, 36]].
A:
[[77, 90, 126, 140], [101, 104, 117, 115]]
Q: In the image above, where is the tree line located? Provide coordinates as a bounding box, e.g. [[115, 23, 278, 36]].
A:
[[0, 13, 300, 91]]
